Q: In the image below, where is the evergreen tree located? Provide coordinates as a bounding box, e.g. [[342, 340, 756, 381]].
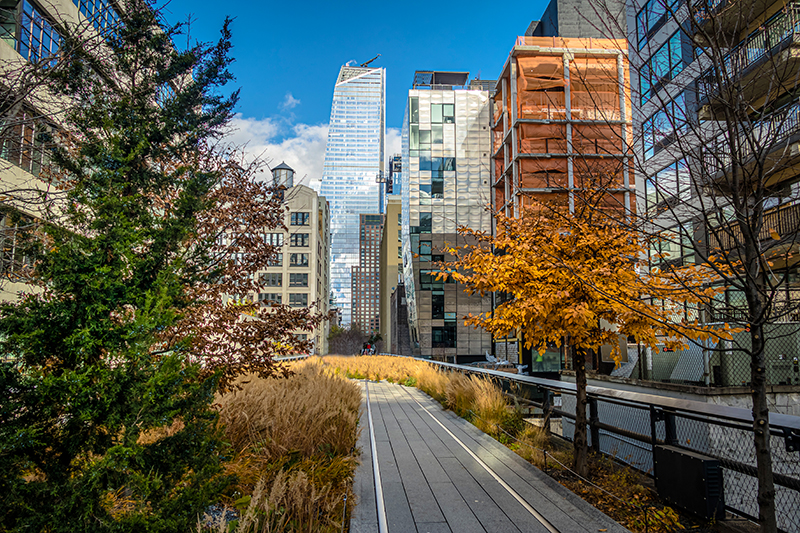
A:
[[0, 2, 239, 530]]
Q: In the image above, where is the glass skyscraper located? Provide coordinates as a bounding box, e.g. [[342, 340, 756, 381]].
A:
[[320, 66, 385, 325]]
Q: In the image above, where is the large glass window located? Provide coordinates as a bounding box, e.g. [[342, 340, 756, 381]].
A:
[[9, 0, 63, 66], [73, 0, 121, 34], [642, 92, 687, 159], [640, 32, 686, 103], [636, 0, 679, 50], [0, 107, 54, 177], [409, 96, 419, 123], [432, 326, 456, 348], [419, 212, 432, 233], [290, 233, 309, 247], [291, 212, 310, 225], [260, 272, 282, 287], [645, 159, 691, 213], [431, 103, 455, 124], [290, 253, 309, 267], [265, 233, 284, 246], [289, 293, 308, 307], [267, 253, 283, 267], [289, 273, 308, 287], [432, 293, 445, 319]]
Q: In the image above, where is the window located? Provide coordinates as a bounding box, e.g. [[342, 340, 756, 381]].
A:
[[291, 212, 310, 226], [640, 32, 686, 103], [290, 253, 309, 267], [290, 233, 309, 247], [6, 1, 63, 66], [267, 253, 283, 267], [260, 272, 282, 287], [1, 212, 34, 279], [418, 240, 432, 257], [650, 224, 695, 268], [645, 159, 690, 214], [289, 293, 308, 307], [419, 269, 448, 290], [419, 213, 432, 233], [73, 0, 121, 34], [259, 293, 282, 305], [265, 233, 284, 246], [636, 0, 679, 50], [642, 92, 687, 159], [0, 107, 54, 177], [432, 293, 445, 319], [432, 326, 456, 348], [431, 103, 455, 124], [290, 273, 308, 287], [409, 96, 419, 124]]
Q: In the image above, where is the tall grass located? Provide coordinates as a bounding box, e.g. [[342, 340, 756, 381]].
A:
[[323, 355, 522, 440], [207, 359, 361, 533]]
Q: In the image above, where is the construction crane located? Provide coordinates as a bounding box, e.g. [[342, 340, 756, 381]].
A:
[[360, 54, 381, 68]]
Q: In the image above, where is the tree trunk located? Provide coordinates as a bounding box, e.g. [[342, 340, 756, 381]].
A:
[[750, 323, 777, 532], [573, 346, 589, 478]]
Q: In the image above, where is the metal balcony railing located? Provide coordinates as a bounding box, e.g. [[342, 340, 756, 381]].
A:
[[708, 201, 800, 251], [698, 3, 800, 100], [703, 97, 800, 174]]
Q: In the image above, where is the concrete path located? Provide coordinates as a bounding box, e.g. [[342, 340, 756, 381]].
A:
[[350, 380, 629, 533]]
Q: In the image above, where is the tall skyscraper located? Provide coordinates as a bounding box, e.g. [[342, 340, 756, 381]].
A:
[[401, 71, 494, 362], [320, 65, 385, 325]]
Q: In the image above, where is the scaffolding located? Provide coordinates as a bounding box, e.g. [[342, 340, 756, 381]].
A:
[[492, 37, 634, 216]]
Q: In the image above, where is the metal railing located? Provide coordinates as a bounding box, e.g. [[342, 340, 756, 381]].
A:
[[707, 200, 800, 251], [701, 95, 800, 179], [383, 353, 800, 531], [698, 3, 800, 101]]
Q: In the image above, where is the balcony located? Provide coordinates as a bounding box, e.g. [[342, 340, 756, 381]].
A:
[[708, 200, 800, 251], [703, 97, 800, 183], [693, 0, 775, 39], [698, 3, 800, 107]]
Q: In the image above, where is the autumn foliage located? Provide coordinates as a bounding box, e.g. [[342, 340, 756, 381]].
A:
[[441, 198, 733, 364], [440, 193, 735, 475]]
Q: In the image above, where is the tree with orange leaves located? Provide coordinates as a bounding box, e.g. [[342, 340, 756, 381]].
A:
[[440, 195, 736, 477]]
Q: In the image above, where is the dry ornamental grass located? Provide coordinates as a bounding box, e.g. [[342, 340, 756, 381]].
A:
[[205, 359, 361, 533]]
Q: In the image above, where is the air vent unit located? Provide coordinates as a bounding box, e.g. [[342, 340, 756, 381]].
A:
[[654, 445, 724, 520]]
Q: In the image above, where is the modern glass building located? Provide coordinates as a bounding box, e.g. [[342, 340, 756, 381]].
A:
[[400, 71, 493, 362], [320, 66, 385, 325]]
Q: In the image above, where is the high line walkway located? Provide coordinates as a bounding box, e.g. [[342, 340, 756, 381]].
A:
[[350, 380, 629, 533]]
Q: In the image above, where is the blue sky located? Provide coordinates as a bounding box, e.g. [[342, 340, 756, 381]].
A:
[[162, 0, 549, 185]]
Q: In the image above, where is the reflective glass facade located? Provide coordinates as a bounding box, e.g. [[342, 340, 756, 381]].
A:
[[320, 66, 385, 324], [401, 81, 493, 362]]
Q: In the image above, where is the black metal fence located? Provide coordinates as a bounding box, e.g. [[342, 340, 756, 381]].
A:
[[389, 355, 800, 531]]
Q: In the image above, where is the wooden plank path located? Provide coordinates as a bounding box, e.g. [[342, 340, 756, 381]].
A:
[[350, 381, 630, 533]]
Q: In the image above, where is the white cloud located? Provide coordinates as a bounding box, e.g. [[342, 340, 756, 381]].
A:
[[225, 118, 404, 193], [280, 92, 301, 111], [225, 115, 329, 190], [386, 127, 401, 158]]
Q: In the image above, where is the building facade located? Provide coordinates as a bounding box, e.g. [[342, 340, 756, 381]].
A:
[[319, 65, 385, 325], [626, 0, 800, 389], [379, 196, 402, 350], [1, 0, 125, 303], [351, 213, 383, 332], [491, 27, 632, 372], [257, 164, 331, 354], [400, 71, 493, 363]]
